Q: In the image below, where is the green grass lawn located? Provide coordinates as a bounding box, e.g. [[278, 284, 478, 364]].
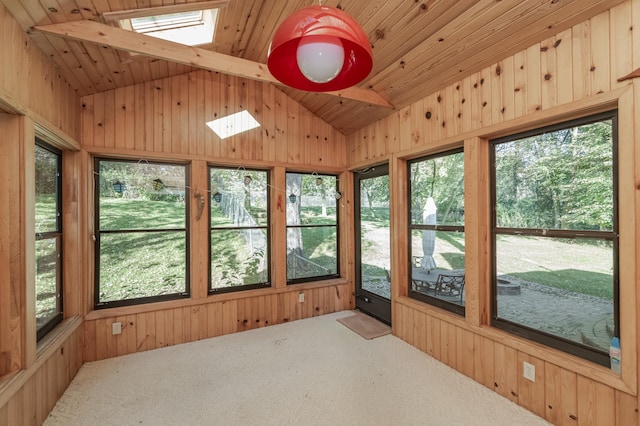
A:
[[406, 217, 613, 299], [35, 194, 60, 327], [60, 199, 616, 303], [496, 234, 613, 299], [98, 197, 187, 302]]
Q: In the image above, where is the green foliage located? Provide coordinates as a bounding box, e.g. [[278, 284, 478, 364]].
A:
[[211, 231, 266, 288], [410, 152, 464, 225], [495, 120, 613, 230], [98, 160, 186, 201]]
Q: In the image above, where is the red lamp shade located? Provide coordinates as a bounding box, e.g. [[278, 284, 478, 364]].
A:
[[267, 6, 373, 92]]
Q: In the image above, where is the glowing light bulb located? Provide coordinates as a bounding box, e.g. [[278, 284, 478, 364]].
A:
[[296, 35, 344, 83]]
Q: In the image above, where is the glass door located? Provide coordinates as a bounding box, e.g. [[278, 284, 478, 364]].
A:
[[354, 164, 391, 324]]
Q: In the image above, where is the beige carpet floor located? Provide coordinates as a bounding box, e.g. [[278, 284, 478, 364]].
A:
[[44, 311, 550, 426]]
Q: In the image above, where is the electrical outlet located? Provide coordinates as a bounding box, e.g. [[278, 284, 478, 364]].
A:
[[523, 361, 535, 382], [298, 292, 305, 303], [112, 322, 122, 335]]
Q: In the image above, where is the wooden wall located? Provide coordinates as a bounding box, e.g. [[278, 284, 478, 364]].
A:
[[348, 2, 640, 425], [4, 0, 640, 424], [83, 286, 350, 361], [0, 4, 80, 141], [0, 320, 83, 426], [79, 69, 352, 362], [0, 4, 83, 425], [80, 70, 346, 166]]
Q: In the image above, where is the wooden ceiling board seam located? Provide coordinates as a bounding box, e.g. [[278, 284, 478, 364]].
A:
[[21, 31, 92, 99], [386, 0, 625, 107], [319, 103, 390, 135], [80, 42, 121, 91], [45, 37, 96, 95], [367, 0, 584, 101], [213, 0, 254, 54], [73, 0, 102, 20], [84, 0, 110, 15], [107, 0, 126, 15], [32, 0, 100, 92], [147, 0, 164, 9], [367, 0, 484, 73], [249, 0, 310, 62], [365, 0, 538, 93], [146, 57, 168, 80], [342, 0, 396, 27], [65, 40, 113, 94], [37, 0, 78, 23], [51, 0, 91, 22], [31, 0, 107, 95], [92, 44, 136, 87], [238, 0, 291, 61], [124, 56, 150, 82], [225, 0, 262, 57], [2, 0, 50, 27], [0, 1, 36, 31]]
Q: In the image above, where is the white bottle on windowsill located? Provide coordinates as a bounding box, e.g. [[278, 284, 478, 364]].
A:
[[609, 337, 621, 374]]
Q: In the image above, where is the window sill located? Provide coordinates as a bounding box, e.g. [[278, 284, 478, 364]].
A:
[[85, 277, 350, 321]]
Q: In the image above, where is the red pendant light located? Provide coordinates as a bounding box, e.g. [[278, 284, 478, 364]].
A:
[[267, 5, 373, 92]]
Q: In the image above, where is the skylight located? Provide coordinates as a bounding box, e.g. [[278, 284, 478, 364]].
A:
[[206, 111, 261, 139], [130, 11, 205, 33], [103, 2, 225, 49], [120, 9, 218, 46]]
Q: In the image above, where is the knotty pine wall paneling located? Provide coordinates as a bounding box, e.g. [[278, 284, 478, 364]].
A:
[[0, 115, 83, 424], [0, 114, 25, 377], [0, 4, 80, 142], [348, 2, 640, 425], [81, 69, 352, 362], [0, 321, 83, 426], [83, 285, 351, 362]]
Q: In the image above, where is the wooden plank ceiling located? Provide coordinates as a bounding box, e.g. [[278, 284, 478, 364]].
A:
[[1, 0, 626, 135]]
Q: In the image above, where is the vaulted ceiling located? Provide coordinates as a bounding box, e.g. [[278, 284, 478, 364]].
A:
[[1, 0, 626, 134]]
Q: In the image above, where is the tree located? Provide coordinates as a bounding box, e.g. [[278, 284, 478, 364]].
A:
[[410, 152, 464, 225], [286, 173, 306, 275], [494, 119, 613, 231]]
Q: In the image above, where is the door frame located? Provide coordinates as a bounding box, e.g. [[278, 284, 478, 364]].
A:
[[354, 163, 391, 324]]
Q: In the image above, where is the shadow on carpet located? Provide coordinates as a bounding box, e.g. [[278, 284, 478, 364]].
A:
[[337, 311, 391, 339]]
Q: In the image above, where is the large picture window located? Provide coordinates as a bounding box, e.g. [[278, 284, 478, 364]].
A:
[[94, 159, 189, 308], [408, 150, 465, 315], [35, 140, 63, 340], [491, 111, 618, 366], [286, 172, 340, 283], [209, 167, 270, 293]]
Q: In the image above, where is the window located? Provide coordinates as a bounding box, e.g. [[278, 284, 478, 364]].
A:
[[491, 111, 618, 366], [286, 172, 340, 283], [94, 159, 189, 308], [209, 167, 270, 293], [408, 150, 465, 315], [35, 140, 63, 340], [105, 7, 220, 47]]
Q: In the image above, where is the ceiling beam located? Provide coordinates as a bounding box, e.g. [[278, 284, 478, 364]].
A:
[[33, 20, 392, 108]]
